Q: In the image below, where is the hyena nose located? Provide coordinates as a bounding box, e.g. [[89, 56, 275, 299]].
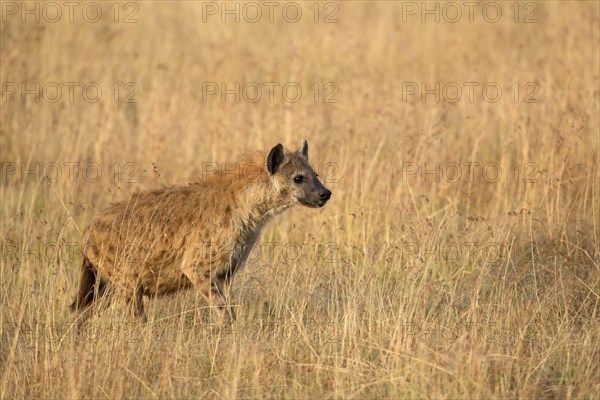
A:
[[319, 189, 332, 200]]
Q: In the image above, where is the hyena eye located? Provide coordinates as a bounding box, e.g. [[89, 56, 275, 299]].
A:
[[293, 175, 305, 184]]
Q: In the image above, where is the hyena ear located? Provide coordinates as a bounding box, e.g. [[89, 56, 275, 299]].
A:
[[298, 139, 308, 161], [266, 143, 285, 174]]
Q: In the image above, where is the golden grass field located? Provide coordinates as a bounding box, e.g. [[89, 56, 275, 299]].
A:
[[1, 1, 599, 398]]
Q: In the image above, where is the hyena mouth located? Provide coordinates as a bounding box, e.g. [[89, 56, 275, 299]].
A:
[[299, 199, 327, 208]]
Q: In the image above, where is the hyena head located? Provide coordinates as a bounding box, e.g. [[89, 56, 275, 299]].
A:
[[266, 139, 332, 208]]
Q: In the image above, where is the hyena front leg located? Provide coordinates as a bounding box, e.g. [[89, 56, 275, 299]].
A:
[[181, 266, 235, 322], [211, 278, 236, 322], [126, 283, 147, 323]]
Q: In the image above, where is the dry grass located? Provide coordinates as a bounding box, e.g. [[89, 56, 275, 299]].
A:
[[1, 1, 599, 398]]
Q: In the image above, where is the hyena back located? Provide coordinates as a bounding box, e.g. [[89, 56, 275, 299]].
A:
[[70, 140, 332, 324]]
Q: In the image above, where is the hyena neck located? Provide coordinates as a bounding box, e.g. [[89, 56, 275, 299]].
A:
[[236, 153, 293, 230], [214, 150, 293, 234], [236, 179, 292, 231]]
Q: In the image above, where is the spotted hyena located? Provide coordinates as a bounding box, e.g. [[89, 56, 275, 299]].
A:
[[70, 140, 332, 325]]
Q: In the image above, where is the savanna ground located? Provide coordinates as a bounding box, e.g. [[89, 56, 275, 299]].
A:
[[1, 1, 599, 398]]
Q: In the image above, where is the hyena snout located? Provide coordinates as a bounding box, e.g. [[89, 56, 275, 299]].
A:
[[319, 188, 332, 201], [303, 179, 332, 208], [316, 185, 332, 206]]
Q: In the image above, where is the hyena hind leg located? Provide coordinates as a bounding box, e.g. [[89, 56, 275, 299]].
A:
[[70, 257, 113, 331], [73, 291, 114, 332]]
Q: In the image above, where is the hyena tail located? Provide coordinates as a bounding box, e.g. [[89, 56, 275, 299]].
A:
[[69, 256, 108, 312]]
